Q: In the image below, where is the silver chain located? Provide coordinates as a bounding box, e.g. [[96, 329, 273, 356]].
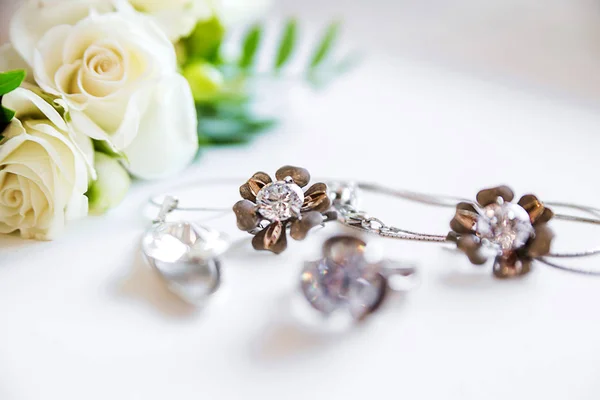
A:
[[334, 202, 448, 242], [330, 181, 600, 261]]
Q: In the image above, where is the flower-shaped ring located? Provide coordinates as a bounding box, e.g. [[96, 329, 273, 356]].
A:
[[449, 185, 555, 278], [300, 235, 418, 321], [233, 166, 335, 254]]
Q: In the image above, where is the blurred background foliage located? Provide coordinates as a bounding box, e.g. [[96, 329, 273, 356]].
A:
[[179, 17, 354, 146]]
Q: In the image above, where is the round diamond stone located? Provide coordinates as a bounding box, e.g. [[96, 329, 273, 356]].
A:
[[256, 181, 304, 221], [476, 202, 534, 251], [142, 221, 225, 304], [301, 238, 386, 319]]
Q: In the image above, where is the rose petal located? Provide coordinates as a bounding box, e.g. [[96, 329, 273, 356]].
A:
[[69, 87, 132, 143], [10, 0, 114, 66], [55, 61, 83, 96], [63, 12, 176, 72], [0, 44, 34, 83], [233, 199, 260, 232], [78, 40, 128, 98], [0, 173, 24, 233], [1, 119, 26, 140], [302, 182, 331, 213], [275, 165, 310, 187], [2, 163, 54, 208], [450, 202, 479, 234], [476, 185, 514, 206], [122, 74, 198, 179], [115, 0, 210, 42], [2, 88, 68, 132], [290, 211, 324, 240], [252, 221, 288, 254], [240, 172, 271, 202], [69, 109, 114, 142], [32, 24, 74, 97]]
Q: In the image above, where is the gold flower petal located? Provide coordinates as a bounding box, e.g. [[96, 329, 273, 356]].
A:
[[518, 194, 553, 225], [450, 202, 479, 234], [538, 208, 554, 224], [476, 185, 514, 206], [252, 221, 288, 254], [240, 172, 272, 201], [457, 234, 488, 265], [233, 200, 260, 232], [290, 211, 324, 240], [275, 165, 310, 187], [302, 182, 331, 213], [527, 224, 554, 257], [493, 253, 531, 278]]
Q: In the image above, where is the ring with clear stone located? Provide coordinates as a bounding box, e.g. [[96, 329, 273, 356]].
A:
[[142, 195, 231, 305], [299, 235, 418, 322]]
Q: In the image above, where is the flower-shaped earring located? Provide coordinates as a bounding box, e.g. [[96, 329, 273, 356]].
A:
[[233, 166, 335, 254], [449, 186, 554, 278]]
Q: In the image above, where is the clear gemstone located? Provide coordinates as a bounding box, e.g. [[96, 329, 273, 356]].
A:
[[327, 181, 359, 208], [256, 181, 304, 221], [476, 202, 534, 251], [142, 221, 228, 304], [300, 239, 386, 319]]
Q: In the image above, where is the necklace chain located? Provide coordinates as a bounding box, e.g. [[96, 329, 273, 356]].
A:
[[334, 202, 449, 242]]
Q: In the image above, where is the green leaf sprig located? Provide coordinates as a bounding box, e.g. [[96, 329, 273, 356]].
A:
[[182, 18, 355, 146], [239, 24, 263, 69], [236, 18, 352, 83], [274, 19, 298, 70]]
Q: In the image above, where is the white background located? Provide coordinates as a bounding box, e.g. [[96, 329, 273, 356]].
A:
[[1, 1, 600, 399]]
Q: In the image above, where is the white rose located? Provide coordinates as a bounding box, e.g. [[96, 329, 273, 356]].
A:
[[0, 88, 90, 240], [0, 44, 96, 177], [116, 0, 212, 41], [9, 0, 114, 66], [116, 0, 271, 42], [30, 11, 198, 179], [214, 0, 272, 25]]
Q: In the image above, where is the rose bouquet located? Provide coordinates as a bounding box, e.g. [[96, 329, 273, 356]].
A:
[[0, 0, 348, 240]]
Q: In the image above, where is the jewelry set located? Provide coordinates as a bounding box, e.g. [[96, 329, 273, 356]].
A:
[[141, 165, 600, 322]]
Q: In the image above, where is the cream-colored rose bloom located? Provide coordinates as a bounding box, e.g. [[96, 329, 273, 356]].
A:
[[116, 0, 271, 41], [10, 0, 114, 66], [31, 11, 198, 179], [214, 0, 272, 25], [118, 0, 212, 41], [0, 88, 90, 240]]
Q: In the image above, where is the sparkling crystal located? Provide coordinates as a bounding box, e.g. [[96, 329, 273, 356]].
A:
[[476, 202, 534, 251], [142, 221, 228, 304], [327, 181, 359, 208], [256, 181, 304, 221], [300, 238, 386, 319]]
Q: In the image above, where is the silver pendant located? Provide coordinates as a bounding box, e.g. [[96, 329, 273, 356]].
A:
[[141, 196, 230, 305]]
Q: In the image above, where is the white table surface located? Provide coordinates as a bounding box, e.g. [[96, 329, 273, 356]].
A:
[[2, 2, 600, 400]]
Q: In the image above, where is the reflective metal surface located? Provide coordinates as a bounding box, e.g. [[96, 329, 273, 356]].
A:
[[142, 196, 230, 305]]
